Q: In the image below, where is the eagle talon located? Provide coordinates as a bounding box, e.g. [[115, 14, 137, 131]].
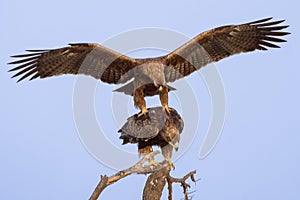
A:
[[165, 158, 175, 169], [146, 159, 159, 167], [137, 109, 148, 118], [163, 105, 172, 114]]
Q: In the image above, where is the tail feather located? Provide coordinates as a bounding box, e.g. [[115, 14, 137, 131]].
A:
[[114, 82, 176, 96]]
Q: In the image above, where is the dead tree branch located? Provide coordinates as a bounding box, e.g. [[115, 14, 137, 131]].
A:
[[89, 151, 168, 200], [166, 170, 197, 200], [142, 165, 196, 200], [89, 150, 196, 200]]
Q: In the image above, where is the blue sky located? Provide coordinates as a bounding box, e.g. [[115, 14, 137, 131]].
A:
[[1, 0, 299, 199]]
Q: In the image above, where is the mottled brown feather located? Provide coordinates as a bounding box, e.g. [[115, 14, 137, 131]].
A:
[[163, 17, 290, 82], [119, 107, 184, 158], [9, 43, 140, 83], [9, 18, 289, 85]]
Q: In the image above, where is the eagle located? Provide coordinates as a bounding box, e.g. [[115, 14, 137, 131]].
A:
[[9, 17, 289, 117], [119, 107, 184, 167]]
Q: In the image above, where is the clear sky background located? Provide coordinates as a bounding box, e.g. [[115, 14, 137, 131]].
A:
[[1, 0, 299, 199]]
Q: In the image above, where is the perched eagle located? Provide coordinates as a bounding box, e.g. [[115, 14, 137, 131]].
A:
[[9, 18, 289, 116], [119, 107, 184, 167]]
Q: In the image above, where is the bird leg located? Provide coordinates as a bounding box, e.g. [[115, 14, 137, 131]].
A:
[[165, 158, 175, 169], [137, 107, 148, 118], [162, 144, 175, 169], [134, 87, 148, 117], [146, 157, 160, 167], [159, 86, 172, 113], [138, 146, 159, 166]]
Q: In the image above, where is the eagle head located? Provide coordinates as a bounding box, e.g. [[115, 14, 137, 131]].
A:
[[163, 130, 180, 152]]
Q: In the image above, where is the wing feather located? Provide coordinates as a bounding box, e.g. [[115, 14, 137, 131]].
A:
[[9, 18, 290, 84], [9, 43, 140, 83], [164, 18, 290, 82], [17, 68, 38, 82]]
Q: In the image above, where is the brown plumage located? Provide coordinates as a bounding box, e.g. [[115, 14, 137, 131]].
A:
[[8, 17, 290, 115], [119, 107, 184, 165]]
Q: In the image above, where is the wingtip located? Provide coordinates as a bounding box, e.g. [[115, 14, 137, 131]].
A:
[[266, 17, 273, 21], [7, 61, 17, 65], [281, 25, 290, 29], [280, 31, 291, 36], [7, 60, 21, 65], [16, 75, 26, 83], [274, 19, 286, 24], [8, 61, 17, 65], [261, 17, 273, 22], [250, 17, 273, 24], [280, 19, 286, 23], [10, 74, 21, 82], [7, 66, 16, 72]]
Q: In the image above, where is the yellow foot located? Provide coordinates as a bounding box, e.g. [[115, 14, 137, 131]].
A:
[[137, 109, 148, 118], [146, 159, 160, 167], [163, 105, 173, 114], [165, 158, 175, 169]]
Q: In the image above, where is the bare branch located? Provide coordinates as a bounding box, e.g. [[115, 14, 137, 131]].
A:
[[89, 151, 168, 200], [166, 170, 197, 200], [89, 175, 108, 200], [143, 166, 197, 200]]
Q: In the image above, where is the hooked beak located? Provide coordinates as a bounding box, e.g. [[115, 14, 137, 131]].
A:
[[170, 142, 179, 151], [158, 86, 163, 92]]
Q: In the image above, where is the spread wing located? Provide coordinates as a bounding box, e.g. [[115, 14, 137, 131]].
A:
[[164, 17, 290, 82], [8, 43, 140, 83]]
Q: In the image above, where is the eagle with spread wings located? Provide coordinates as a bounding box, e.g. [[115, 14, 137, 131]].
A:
[[9, 18, 289, 116]]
